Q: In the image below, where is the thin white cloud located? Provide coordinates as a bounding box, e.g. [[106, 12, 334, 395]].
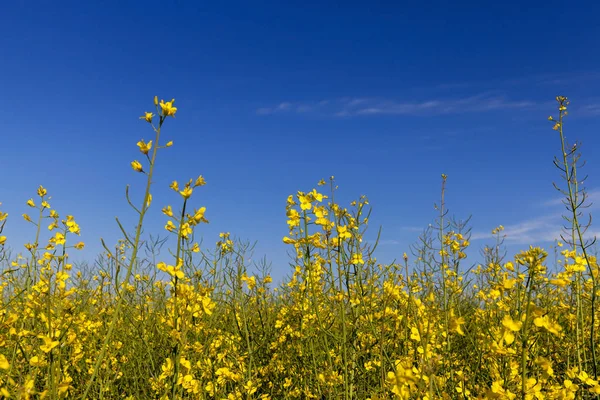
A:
[[256, 102, 292, 115], [471, 213, 599, 245], [471, 214, 560, 244], [579, 103, 600, 116], [256, 93, 537, 117], [542, 189, 600, 208]]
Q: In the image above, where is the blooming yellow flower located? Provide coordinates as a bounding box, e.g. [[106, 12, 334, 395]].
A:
[[39, 335, 59, 353], [194, 175, 206, 187], [157, 261, 185, 279], [180, 223, 192, 238], [192, 207, 207, 224], [37, 185, 47, 197], [502, 315, 522, 332], [54, 232, 66, 246], [131, 160, 143, 172], [137, 139, 153, 155], [298, 193, 312, 210], [180, 186, 193, 199], [29, 356, 44, 367], [350, 253, 365, 265], [57, 375, 73, 395], [160, 98, 177, 117], [165, 220, 177, 232], [0, 236, 6, 245], [140, 112, 154, 123], [65, 216, 80, 235], [0, 354, 9, 370], [162, 205, 174, 217], [26, 198, 35, 207]]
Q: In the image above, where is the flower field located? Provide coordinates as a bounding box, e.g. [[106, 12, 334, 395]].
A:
[[1, 96, 600, 399]]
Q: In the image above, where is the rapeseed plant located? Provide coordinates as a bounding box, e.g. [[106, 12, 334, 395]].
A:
[[0, 95, 599, 399]]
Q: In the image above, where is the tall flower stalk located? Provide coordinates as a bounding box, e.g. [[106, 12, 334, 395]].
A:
[[81, 97, 177, 399]]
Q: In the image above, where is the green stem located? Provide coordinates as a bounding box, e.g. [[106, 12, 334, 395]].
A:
[[81, 116, 164, 399]]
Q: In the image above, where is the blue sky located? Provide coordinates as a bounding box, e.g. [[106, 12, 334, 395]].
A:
[[1, 1, 599, 279]]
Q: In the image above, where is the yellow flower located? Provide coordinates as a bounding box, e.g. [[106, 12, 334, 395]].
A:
[[350, 253, 365, 265], [39, 335, 59, 353], [337, 225, 352, 240], [137, 139, 153, 155], [140, 112, 154, 123], [65, 216, 80, 235], [131, 160, 143, 172], [160, 98, 177, 117], [23, 213, 32, 223], [37, 185, 47, 197], [449, 309, 466, 336], [194, 175, 207, 187], [298, 193, 312, 210], [157, 261, 185, 279], [534, 315, 563, 336], [165, 140, 173, 147], [502, 315, 522, 332], [180, 223, 192, 238], [0, 236, 6, 245], [74, 242, 85, 250], [244, 380, 258, 395], [180, 186, 193, 199], [170, 181, 179, 192], [165, 220, 177, 232], [26, 198, 36, 207], [29, 356, 44, 367], [410, 327, 421, 341], [57, 375, 73, 395], [0, 354, 9, 369], [159, 207, 173, 220], [191, 207, 208, 224], [54, 232, 66, 246]]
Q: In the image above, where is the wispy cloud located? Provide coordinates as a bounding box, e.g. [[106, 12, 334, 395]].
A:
[[578, 103, 600, 116], [541, 189, 600, 208], [471, 212, 599, 245], [471, 188, 600, 245], [471, 214, 563, 244], [256, 102, 292, 115], [256, 93, 537, 117]]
